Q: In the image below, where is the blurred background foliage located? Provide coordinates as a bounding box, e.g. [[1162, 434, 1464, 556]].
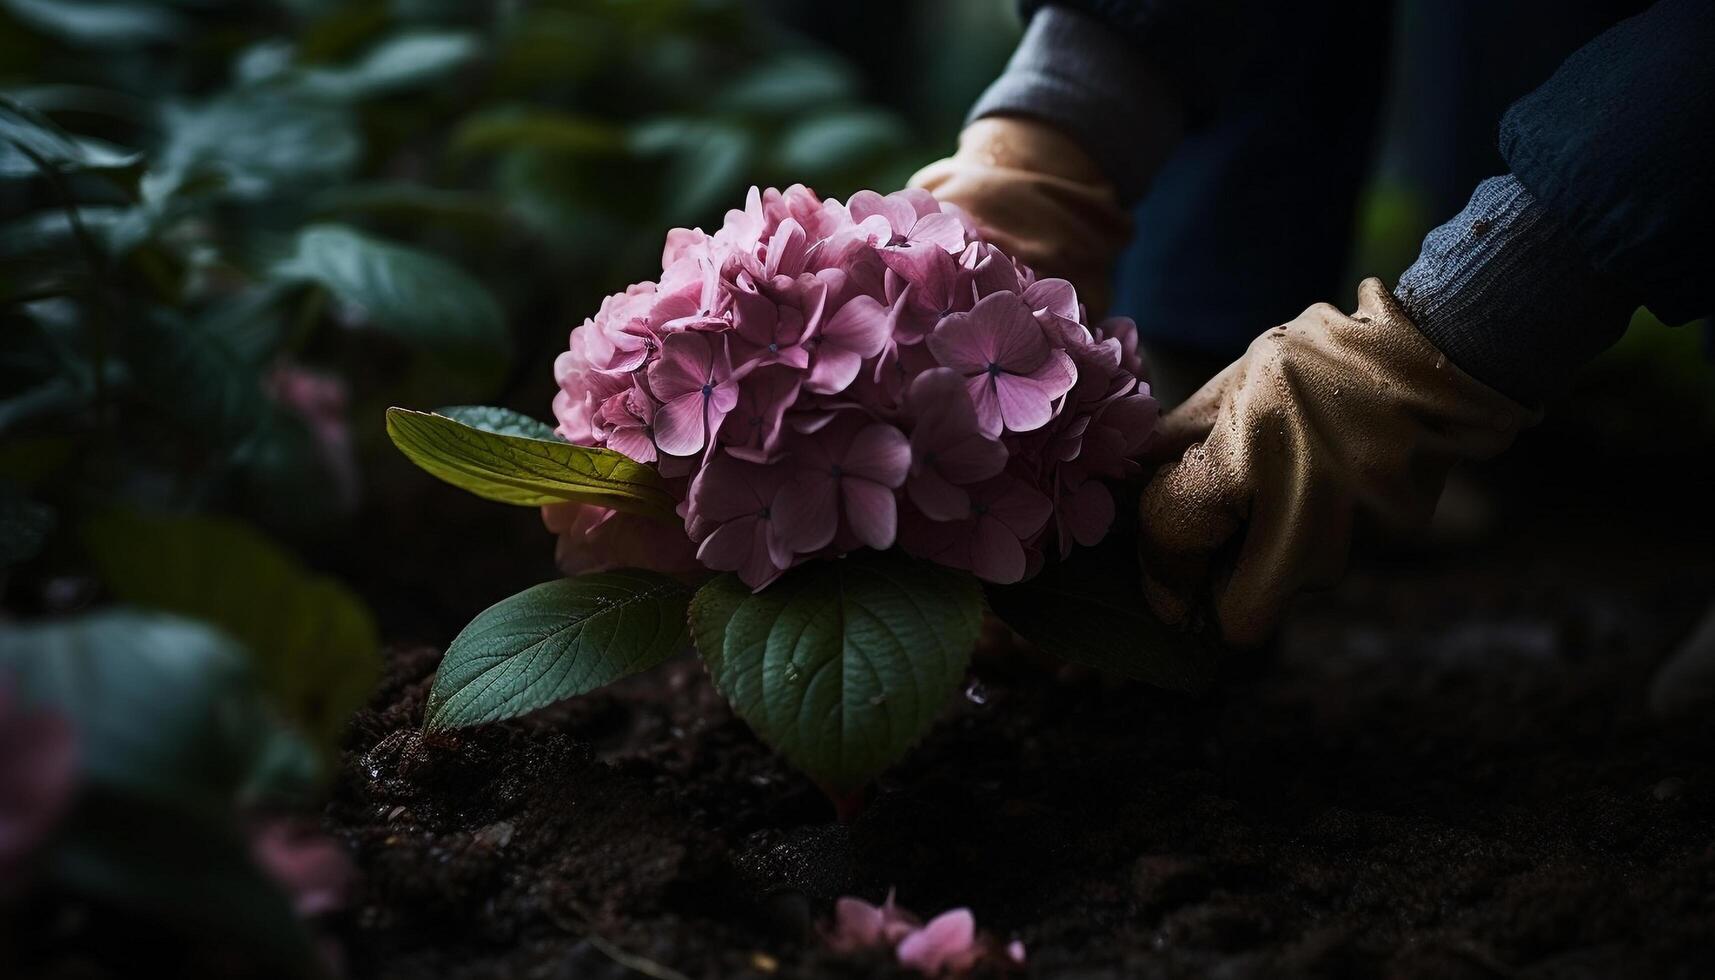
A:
[[0, 0, 1012, 971], [0, 0, 1709, 974]]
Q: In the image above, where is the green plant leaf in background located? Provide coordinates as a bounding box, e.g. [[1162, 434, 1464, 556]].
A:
[[124, 309, 271, 448], [0, 95, 139, 177], [425, 571, 692, 729], [299, 30, 483, 99], [1, 610, 322, 976], [0, 0, 186, 48], [0, 479, 55, 567], [776, 108, 908, 177], [81, 512, 380, 748], [985, 538, 1222, 693], [145, 89, 360, 202], [690, 551, 983, 793], [386, 407, 677, 520], [452, 106, 624, 157], [0, 611, 296, 808], [272, 224, 510, 382]]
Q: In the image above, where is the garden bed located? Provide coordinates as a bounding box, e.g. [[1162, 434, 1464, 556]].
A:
[[328, 471, 1715, 979]]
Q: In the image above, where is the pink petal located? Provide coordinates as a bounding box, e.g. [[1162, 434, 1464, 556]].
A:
[[1007, 940, 1027, 965], [925, 310, 993, 375], [936, 433, 1008, 484], [697, 516, 759, 571], [820, 295, 892, 356], [896, 909, 977, 975], [982, 293, 1050, 373], [965, 374, 1003, 440], [987, 479, 1053, 539], [842, 478, 899, 551], [908, 470, 971, 522], [842, 423, 910, 487], [1064, 478, 1116, 547], [647, 331, 713, 402], [652, 391, 708, 457], [971, 516, 1027, 584], [829, 897, 885, 952], [1023, 277, 1078, 321], [606, 424, 656, 463], [908, 212, 967, 253], [771, 475, 839, 554], [807, 345, 863, 395]]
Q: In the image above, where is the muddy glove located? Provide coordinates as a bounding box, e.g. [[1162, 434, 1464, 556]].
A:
[[1138, 279, 1541, 647], [910, 116, 1130, 314]]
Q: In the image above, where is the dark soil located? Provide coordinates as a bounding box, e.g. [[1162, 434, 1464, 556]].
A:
[[328, 460, 1715, 979]]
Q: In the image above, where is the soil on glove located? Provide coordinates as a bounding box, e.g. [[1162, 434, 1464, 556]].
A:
[[328, 452, 1715, 979]]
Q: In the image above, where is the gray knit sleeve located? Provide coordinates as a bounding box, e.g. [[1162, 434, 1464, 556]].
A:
[[966, 5, 1183, 203], [1394, 175, 1638, 405]]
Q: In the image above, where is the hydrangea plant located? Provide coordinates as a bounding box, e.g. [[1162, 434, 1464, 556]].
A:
[[391, 186, 1216, 800]]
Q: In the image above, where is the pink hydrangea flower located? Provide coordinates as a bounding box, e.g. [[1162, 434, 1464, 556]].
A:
[[549, 185, 1156, 589], [543, 503, 701, 579]]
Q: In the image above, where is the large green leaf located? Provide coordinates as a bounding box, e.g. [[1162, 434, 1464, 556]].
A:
[[690, 551, 982, 793], [0, 96, 139, 176], [272, 224, 509, 381], [776, 109, 907, 177], [300, 30, 482, 99], [81, 512, 380, 747], [426, 571, 692, 729], [0, 612, 287, 808], [146, 90, 359, 202], [985, 538, 1222, 692], [386, 407, 677, 520], [1, 0, 185, 48]]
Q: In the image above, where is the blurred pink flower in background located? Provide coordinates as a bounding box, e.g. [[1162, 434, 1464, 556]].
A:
[[266, 362, 359, 507], [825, 890, 1026, 976], [0, 681, 77, 888], [550, 185, 1157, 589]]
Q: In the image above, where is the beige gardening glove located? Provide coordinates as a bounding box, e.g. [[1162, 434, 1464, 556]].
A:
[[1139, 279, 1541, 647], [910, 116, 1131, 314]]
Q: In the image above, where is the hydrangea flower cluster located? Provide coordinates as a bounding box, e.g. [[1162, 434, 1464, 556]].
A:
[[551, 185, 1157, 589]]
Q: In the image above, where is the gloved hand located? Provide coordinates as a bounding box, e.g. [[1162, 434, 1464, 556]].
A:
[[910, 116, 1130, 314], [1138, 279, 1540, 646]]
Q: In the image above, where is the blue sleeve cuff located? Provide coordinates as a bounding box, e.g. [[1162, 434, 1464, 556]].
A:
[[1394, 175, 1637, 404]]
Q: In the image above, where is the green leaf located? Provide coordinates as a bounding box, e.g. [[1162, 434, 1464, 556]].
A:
[[776, 109, 907, 177], [630, 119, 752, 225], [123, 309, 270, 447], [985, 538, 1222, 692], [146, 90, 359, 202], [715, 55, 857, 115], [690, 551, 982, 793], [310, 181, 509, 234], [437, 404, 561, 441], [0, 97, 139, 177], [386, 407, 677, 520], [452, 107, 624, 156], [80, 512, 381, 748], [1, 0, 185, 48], [0, 480, 54, 566], [300, 30, 483, 99], [272, 224, 509, 381], [0, 612, 287, 807], [426, 571, 692, 729]]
